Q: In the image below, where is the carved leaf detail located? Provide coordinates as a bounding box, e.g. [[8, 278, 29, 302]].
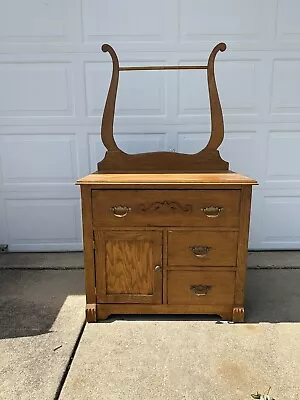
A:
[[138, 201, 192, 213]]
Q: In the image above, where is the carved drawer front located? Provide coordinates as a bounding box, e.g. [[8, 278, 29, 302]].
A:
[[168, 271, 235, 305], [92, 189, 240, 227], [168, 230, 238, 267]]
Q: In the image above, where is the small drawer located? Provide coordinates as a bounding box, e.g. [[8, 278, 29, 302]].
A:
[[167, 271, 235, 305], [168, 230, 238, 267], [92, 189, 240, 228]]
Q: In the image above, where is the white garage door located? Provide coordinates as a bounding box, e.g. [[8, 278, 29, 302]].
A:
[[0, 0, 299, 251]]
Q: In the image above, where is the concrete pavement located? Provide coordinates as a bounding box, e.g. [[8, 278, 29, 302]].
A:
[[58, 269, 300, 400], [1, 252, 300, 400], [0, 269, 85, 400]]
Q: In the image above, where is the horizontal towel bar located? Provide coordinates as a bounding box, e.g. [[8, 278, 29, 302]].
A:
[[119, 65, 207, 71]]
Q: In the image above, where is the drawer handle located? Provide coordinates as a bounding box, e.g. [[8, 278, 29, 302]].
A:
[[190, 245, 211, 257], [110, 205, 132, 218], [201, 206, 223, 218], [190, 285, 212, 296]]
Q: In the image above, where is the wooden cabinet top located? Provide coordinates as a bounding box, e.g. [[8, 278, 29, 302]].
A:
[[77, 172, 257, 186]]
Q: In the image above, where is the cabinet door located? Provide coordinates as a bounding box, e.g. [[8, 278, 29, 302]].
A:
[[94, 231, 162, 304]]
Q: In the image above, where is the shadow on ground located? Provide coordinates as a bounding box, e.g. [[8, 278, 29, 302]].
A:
[[245, 268, 300, 323], [0, 269, 85, 339], [0, 267, 299, 340]]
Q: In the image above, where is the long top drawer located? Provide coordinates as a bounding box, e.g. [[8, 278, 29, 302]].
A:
[[92, 189, 240, 227]]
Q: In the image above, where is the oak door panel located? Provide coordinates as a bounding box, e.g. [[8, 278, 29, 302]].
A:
[[95, 231, 162, 304]]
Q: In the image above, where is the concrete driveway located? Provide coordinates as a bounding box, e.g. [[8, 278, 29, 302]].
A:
[[1, 252, 300, 400]]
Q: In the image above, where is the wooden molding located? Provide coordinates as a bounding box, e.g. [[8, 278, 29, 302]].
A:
[[96, 304, 234, 321]]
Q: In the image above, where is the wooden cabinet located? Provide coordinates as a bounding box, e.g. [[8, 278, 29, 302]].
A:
[[78, 174, 257, 322], [77, 42, 257, 322]]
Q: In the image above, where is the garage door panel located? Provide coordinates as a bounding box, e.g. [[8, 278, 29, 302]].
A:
[[276, 0, 300, 43], [0, 134, 78, 185], [215, 61, 259, 116], [177, 63, 209, 117], [88, 131, 167, 172], [179, 0, 276, 43], [177, 132, 210, 154], [179, 60, 259, 116], [0, 63, 74, 117], [266, 131, 300, 189], [4, 197, 82, 251], [247, 189, 263, 250], [85, 61, 167, 118], [177, 57, 263, 122], [0, 0, 74, 44], [114, 134, 167, 155], [84, 63, 110, 117], [271, 60, 300, 116], [176, 129, 262, 182], [0, 197, 7, 244], [260, 193, 300, 249], [87, 133, 106, 173], [220, 132, 263, 182], [82, 0, 166, 43], [117, 67, 166, 117], [0, 1, 299, 250]]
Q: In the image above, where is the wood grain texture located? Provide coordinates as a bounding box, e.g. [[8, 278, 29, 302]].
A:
[[166, 266, 236, 271], [95, 231, 162, 304], [77, 172, 258, 185], [105, 240, 153, 295], [92, 189, 241, 228], [100, 44, 120, 152], [167, 271, 235, 305], [234, 186, 252, 306], [98, 226, 239, 232], [206, 43, 226, 150], [97, 150, 229, 174], [163, 230, 168, 304], [96, 304, 233, 321], [79, 184, 246, 191], [97, 43, 229, 173], [80, 186, 96, 307], [167, 230, 238, 266]]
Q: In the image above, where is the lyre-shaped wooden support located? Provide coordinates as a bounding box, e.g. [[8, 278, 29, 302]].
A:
[[97, 43, 229, 173]]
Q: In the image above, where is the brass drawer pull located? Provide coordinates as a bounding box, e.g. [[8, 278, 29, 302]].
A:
[[201, 206, 223, 218], [110, 205, 132, 218], [190, 245, 211, 257], [190, 285, 212, 296]]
